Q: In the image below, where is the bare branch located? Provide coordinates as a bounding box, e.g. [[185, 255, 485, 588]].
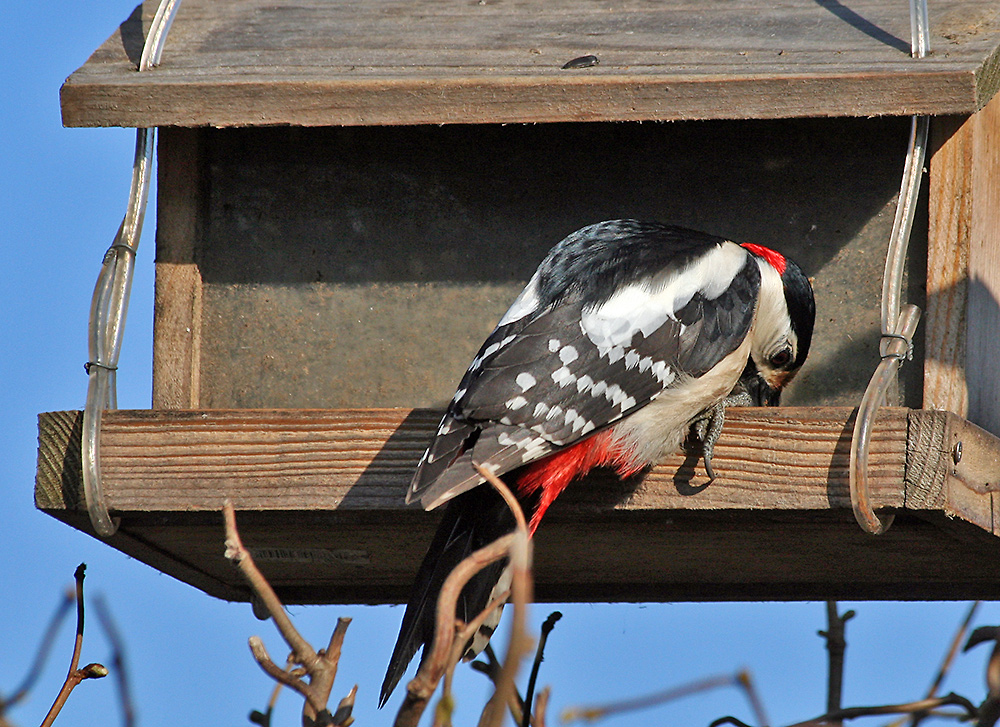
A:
[[95, 594, 137, 727], [736, 670, 769, 727], [818, 601, 854, 725], [2, 589, 74, 710], [929, 602, 980, 700], [709, 717, 756, 727], [786, 693, 978, 727], [454, 590, 512, 667], [223, 501, 352, 726], [248, 637, 318, 711], [562, 673, 740, 724], [965, 626, 1000, 727], [305, 618, 353, 725], [471, 644, 526, 727], [522, 611, 562, 727], [399, 468, 533, 727], [394, 532, 517, 727], [223, 501, 319, 667], [534, 686, 551, 727], [476, 462, 529, 536], [249, 680, 285, 727], [476, 469, 534, 727], [39, 565, 108, 727]]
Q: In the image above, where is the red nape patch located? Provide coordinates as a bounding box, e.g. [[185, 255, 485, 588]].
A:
[[517, 432, 638, 534], [741, 243, 787, 275]]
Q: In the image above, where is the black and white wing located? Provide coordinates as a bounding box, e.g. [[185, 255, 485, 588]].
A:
[[407, 221, 762, 510]]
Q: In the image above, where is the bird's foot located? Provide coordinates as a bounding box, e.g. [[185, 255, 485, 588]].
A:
[[689, 392, 754, 480]]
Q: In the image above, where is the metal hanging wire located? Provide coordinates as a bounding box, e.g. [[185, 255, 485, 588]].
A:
[[848, 0, 930, 535], [82, 0, 182, 537]]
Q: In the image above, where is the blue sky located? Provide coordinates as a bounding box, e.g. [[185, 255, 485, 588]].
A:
[[1, 3, 998, 726]]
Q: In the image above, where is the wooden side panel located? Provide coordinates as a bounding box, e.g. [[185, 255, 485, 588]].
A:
[[968, 91, 1000, 436], [926, 116, 971, 418], [926, 91, 1000, 437], [153, 128, 203, 409]]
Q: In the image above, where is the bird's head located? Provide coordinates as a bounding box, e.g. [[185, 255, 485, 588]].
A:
[[741, 245, 816, 406]]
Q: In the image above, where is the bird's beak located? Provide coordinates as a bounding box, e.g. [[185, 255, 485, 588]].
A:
[[745, 373, 781, 407]]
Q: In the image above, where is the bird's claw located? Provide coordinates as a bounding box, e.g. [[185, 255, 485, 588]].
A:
[[689, 392, 754, 481]]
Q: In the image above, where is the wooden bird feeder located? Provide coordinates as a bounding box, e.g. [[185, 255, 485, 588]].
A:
[[38, 0, 1000, 604]]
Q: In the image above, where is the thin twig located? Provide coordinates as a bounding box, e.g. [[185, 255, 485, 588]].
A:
[[95, 594, 137, 727], [396, 469, 533, 727], [452, 591, 512, 669], [438, 586, 513, 721], [474, 467, 534, 727], [476, 462, 529, 535], [249, 680, 286, 726], [394, 532, 518, 727], [878, 601, 982, 727], [223, 501, 352, 726], [522, 612, 563, 727], [736, 670, 770, 727], [472, 644, 527, 726], [965, 627, 1000, 727], [535, 686, 551, 727], [478, 530, 533, 727], [249, 637, 322, 713], [2, 589, 74, 709], [786, 693, 978, 727], [562, 673, 741, 724], [709, 717, 756, 727], [929, 602, 981, 698], [39, 565, 108, 727], [818, 601, 854, 725], [224, 501, 319, 666]]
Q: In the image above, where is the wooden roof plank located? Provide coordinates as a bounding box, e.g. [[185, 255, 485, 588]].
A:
[[60, 0, 1000, 127]]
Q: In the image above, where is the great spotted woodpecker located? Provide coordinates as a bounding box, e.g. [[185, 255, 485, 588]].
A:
[[379, 220, 815, 706]]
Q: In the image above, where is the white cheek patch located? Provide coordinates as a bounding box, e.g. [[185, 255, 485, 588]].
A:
[[751, 257, 796, 377]]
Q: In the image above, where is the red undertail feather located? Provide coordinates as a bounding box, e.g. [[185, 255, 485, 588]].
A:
[[515, 432, 642, 533], [741, 243, 787, 275]]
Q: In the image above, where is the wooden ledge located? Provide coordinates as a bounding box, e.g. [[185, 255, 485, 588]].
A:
[[61, 0, 1000, 127], [35, 407, 1000, 603]]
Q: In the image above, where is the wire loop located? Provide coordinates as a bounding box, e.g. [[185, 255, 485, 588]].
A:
[[81, 0, 183, 538], [848, 0, 930, 535]]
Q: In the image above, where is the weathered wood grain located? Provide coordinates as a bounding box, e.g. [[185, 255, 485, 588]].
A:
[[926, 115, 972, 418], [35, 407, 1000, 603], [967, 90, 1000, 437], [60, 0, 1000, 127], [926, 91, 1000, 438], [153, 120, 912, 410], [153, 128, 204, 409], [37, 407, 909, 513]]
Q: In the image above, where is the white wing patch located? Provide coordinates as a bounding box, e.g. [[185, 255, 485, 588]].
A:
[[580, 242, 748, 353], [496, 270, 542, 327]]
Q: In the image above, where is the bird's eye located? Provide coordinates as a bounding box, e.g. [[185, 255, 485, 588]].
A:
[[770, 348, 793, 368]]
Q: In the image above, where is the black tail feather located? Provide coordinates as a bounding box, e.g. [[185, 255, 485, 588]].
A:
[[379, 485, 516, 707]]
